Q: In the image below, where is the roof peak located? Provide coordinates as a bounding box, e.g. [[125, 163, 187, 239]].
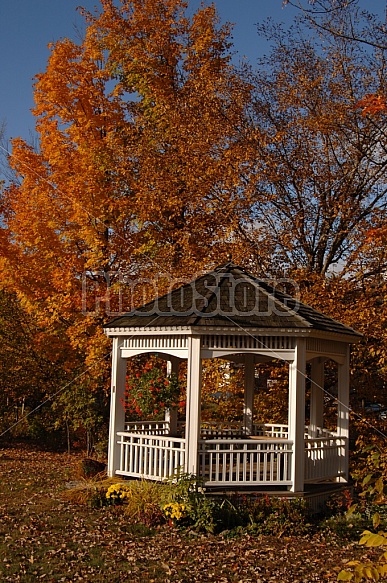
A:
[[103, 264, 361, 340]]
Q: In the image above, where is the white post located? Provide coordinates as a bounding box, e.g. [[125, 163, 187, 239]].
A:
[[309, 358, 324, 437], [185, 336, 202, 475], [107, 337, 127, 477], [288, 338, 306, 492], [165, 358, 179, 436], [337, 345, 350, 482], [243, 354, 255, 435]]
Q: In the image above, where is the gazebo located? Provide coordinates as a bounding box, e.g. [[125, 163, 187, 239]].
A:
[[104, 262, 361, 494]]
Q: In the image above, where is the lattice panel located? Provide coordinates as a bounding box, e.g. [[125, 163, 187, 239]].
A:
[[123, 335, 188, 350], [201, 335, 295, 351]]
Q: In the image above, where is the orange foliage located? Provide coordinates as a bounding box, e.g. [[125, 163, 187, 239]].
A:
[[0, 0, 253, 385], [201, 360, 245, 423], [294, 270, 387, 406], [357, 94, 387, 116]]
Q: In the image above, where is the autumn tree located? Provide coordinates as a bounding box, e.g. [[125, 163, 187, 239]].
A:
[[1, 0, 253, 316], [0, 289, 66, 438], [242, 8, 387, 277], [284, 0, 387, 116], [224, 3, 387, 422], [84, 0, 255, 273], [3, 0, 387, 443], [0, 0, 255, 437], [284, 0, 387, 52]]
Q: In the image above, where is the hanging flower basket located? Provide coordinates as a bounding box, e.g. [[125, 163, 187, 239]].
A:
[[124, 363, 181, 419]]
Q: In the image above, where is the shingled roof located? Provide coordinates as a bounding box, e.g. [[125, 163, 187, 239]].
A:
[[104, 263, 361, 339]]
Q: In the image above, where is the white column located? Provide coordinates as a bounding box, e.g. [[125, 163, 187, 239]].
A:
[[337, 345, 350, 482], [165, 358, 179, 436], [309, 358, 324, 437], [288, 338, 306, 492], [107, 337, 127, 477], [243, 354, 255, 435], [185, 336, 202, 475]]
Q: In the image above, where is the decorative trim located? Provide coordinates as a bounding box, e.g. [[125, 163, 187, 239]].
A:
[[201, 334, 296, 350], [307, 338, 346, 355], [123, 335, 188, 350]]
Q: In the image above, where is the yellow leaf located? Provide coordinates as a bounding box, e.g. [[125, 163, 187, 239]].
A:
[[363, 565, 379, 580], [363, 533, 387, 548], [373, 513, 381, 529]]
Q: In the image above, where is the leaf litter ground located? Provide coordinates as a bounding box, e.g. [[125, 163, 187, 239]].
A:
[[0, 444, 378, 582]]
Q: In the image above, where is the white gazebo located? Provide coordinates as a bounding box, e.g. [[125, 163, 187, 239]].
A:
[[104, 263, 361, 494]]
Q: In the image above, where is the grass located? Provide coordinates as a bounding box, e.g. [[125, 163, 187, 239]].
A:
[[0, 443, 381, 582]]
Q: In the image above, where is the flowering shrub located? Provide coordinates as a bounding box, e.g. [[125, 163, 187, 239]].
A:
[[163, 473, 220, 532], [105, 483, 131, 505], [124, 363, 181, 419], [163, 502, 187, 522]]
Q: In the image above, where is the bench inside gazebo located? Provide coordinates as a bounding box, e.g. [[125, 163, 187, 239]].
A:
[[104, 262, 361, 495]]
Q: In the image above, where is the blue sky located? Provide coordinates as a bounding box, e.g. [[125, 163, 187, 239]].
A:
[[0, 0, 384, 143]]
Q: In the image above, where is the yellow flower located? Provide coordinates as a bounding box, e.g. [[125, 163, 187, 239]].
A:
[[106, 483, 131, 503], [163, 502, 186, 521]]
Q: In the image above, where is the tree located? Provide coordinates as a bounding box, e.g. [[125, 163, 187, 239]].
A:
[[283, 1, 387, 50], [242, 9, 387, 276], [0, 0, 254, 436], [0, 289, 65, 437], [283, 1, 387, 117], [1, 0, 253, 314], [88, 0, 255, 272]]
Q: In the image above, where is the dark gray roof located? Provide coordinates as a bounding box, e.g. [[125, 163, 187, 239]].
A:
[[104, 263, 361, 338]]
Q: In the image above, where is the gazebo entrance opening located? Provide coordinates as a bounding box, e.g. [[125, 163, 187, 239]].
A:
[[104, 263, 361, 493]]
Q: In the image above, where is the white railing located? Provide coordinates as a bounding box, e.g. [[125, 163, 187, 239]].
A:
[[315, 427, 337, 438], [200, 423, 334, 440], [123, 420, 332, 442], [304, 436, 347, 483], [115, 424, 344, 486], [200, 421, 247, 438], [116, 432, 186, 480], [198, 439, 293, 486], [124, 421, 171, 435], [199, 422, 290, 439], [253, 423, 289, 439]]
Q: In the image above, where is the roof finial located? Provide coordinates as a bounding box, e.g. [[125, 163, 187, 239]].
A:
[[226, 253, 233, 263]]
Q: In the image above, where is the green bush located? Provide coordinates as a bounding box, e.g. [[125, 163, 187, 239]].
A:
[[228, 495, 311, 537], [319, 503, 379, 541], [161, 475, 312, 535], [64, 471, 315, 536], [80, 458, 106, 479], [257, 497, 310, 536], [162, 473, 215, 531]]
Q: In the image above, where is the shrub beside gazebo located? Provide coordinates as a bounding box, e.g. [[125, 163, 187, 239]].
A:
[[104, 263, 361, 495]]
